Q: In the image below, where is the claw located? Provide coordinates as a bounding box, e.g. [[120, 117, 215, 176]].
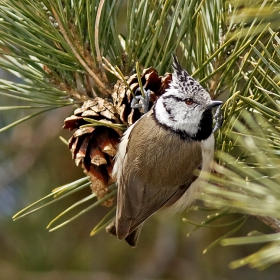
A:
[[131, 88, 151, 114], [213, 104, 223, 133]]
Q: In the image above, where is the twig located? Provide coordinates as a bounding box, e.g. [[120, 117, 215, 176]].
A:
[[257, 216, 280, 233], [95, 0, 108, 83], [51, 6, 110, 95]]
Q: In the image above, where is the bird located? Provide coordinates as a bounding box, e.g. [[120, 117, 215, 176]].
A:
[[106, 55, 223, 247]]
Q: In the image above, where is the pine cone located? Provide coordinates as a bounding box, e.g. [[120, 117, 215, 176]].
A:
[[112, 67, 172, 126], [63, 68, 172, 206], [63, 98, 121, 207]]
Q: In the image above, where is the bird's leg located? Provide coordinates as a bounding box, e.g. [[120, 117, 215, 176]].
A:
[[131, 88, 151, 114], [213, 104, 223, 132]]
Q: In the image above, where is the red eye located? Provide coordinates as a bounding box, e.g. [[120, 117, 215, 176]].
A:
[[185, 98, 194, 105]]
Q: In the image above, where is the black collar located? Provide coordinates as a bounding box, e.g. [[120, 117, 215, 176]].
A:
[[153, 108, 213, 142]]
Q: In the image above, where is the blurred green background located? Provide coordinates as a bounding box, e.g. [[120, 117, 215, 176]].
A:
[[1, 71, 280, 280]]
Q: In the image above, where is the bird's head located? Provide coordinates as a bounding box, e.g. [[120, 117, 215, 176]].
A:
[[154, 55, 222, 140]]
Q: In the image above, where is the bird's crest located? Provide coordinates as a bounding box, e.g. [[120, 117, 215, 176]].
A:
[[171, 54, 202, 94]]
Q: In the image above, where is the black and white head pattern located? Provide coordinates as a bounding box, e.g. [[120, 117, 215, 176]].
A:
[[154, 55, 214, 141]]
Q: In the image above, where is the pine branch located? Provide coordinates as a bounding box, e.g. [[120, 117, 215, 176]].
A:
[[257, 216, 280, 233], [1, 0, 280, 270]]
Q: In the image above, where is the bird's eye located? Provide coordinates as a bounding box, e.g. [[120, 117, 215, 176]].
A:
[[185, 98, 194, 105]]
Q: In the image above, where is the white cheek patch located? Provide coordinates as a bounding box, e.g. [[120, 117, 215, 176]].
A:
[[180, 109, 203, 136], [155, 96, 203, 137], [155, 98, 175, 128]]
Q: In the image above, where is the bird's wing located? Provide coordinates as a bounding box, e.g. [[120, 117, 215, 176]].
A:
[[115, 111, 202, 239]]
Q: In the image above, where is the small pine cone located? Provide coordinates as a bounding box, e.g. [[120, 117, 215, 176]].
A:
[[64, 68, 172, 206], [112, 67, 172, 126], [63, 97, 122, 206]]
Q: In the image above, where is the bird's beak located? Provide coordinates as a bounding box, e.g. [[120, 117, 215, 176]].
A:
[[207, 100, 223, 109]]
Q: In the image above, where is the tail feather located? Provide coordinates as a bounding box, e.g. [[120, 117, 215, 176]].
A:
[[124, 224, 143, 247], [106, 221, 143, 247]]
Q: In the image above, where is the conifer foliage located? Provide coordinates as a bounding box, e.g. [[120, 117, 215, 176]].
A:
[[0, 0, 280, 269]]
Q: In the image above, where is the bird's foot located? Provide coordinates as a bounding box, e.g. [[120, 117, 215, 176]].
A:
[[131, 88, 151, 114], [213, 104, 223, 132]]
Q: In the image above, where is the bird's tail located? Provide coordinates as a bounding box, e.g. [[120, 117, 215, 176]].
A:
[[106, 221, 143, 247]]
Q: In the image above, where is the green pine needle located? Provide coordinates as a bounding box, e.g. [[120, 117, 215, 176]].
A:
[[90, 206, 116, 236], [13, 177, 90, 220], [48, 187, 117, 232]]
